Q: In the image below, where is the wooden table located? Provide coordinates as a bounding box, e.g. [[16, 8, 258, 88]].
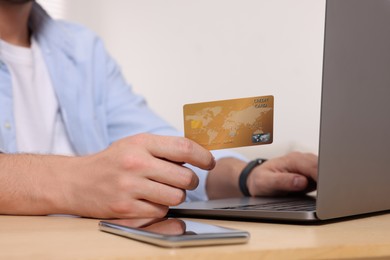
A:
[[1, 213, 390, 259]]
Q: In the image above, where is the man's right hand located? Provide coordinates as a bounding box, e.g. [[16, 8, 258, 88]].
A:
[[0, 134, 215, 219]]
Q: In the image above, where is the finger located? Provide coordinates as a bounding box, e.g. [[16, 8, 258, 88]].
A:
[[109, 219, 158, 228], [250, 171, 312, 197], [145, 158, 199, 190], [135, 178, 187, 207], [132, 134, 216, 170], [115, 199, 169, 219], [276, 152, 318, 181]]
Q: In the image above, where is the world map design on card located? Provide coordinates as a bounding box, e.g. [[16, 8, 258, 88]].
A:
[[183, 95, 274, 150]]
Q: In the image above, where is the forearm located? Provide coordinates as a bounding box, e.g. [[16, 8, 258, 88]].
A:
[[0, 153, 79, 215], [205, 157, 247, 199]]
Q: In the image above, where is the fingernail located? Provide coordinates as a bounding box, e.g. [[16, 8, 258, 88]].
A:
[[293, 176, 305, 188], [210, 155, 216, 169]]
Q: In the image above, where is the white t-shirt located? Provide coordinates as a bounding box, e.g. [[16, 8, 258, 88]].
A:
[[0, 38, 75, 155]]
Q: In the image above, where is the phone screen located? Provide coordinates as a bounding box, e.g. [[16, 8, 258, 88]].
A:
[[99, 218, 249, 247]]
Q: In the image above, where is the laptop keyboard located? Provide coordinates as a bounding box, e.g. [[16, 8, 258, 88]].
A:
[[216, 199, 316, 212]]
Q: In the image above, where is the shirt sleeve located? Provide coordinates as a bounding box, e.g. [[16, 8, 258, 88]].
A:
[[97, 38, 180, 143]]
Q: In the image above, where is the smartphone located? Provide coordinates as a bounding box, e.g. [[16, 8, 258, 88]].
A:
[[98, 218, 250, 248]]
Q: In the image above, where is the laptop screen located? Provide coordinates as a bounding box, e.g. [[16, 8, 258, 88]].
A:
[[316, 0, 390, 219]]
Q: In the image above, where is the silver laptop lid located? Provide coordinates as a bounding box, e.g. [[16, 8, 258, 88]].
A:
[[316, 0, 390, 219]]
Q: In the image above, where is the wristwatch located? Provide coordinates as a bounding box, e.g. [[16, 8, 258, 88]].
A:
[[239, 158, 267, 196]]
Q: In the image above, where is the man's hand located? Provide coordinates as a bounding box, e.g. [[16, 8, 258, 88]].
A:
[[206, 152, 318, 199], [0, 134, 215, 219], [64, 134, 216, 218], [247, 152, 318, 197]]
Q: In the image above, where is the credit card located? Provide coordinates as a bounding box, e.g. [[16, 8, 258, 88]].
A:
[[183, 95, 274, 150]]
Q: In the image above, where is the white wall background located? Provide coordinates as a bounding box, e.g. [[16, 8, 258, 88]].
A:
[[38, 0, 326, 159]]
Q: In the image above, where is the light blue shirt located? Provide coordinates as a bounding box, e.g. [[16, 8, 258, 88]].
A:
[[0, 3, 246, 201]]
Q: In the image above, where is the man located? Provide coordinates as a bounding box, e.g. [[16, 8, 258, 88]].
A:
[[0, 0, 318, 219]]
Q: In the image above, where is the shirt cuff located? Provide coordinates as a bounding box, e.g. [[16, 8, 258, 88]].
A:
[[185, 149, 248, 202]]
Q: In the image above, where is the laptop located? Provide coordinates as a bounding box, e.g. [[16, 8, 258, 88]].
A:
[[169, 0, 390, 223]]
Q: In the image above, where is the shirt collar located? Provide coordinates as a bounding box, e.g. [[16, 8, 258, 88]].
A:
[[29, 2, 77, 62]]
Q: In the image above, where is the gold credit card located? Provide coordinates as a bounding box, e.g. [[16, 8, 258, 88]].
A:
[[183, 95, 274, 150]]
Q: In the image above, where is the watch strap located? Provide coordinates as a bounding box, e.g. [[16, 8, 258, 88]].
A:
[[239, 158, 267, 196]]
